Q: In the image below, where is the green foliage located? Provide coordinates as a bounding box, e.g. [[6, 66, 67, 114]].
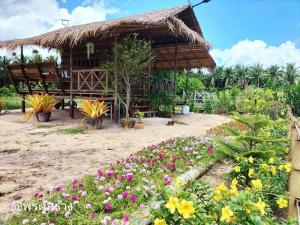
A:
[[287, 81, 300, 116], [176, 72, 204, 95], [148, 91, 174, 117], [58, 127, 87, 135]]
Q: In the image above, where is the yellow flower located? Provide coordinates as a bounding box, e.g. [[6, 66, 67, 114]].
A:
[[248, 156, 254, 164], [268, 157, 275, 164], [177, 200, 195, 219], [270, 165, 276, 175], [231, 178, 238, 188], [175, 178, 182, 189], [229, 186, 238, 196], [165, 196, 180, 214], [277, 197, 288, 208], [279, 163, 292, 173], [213, 194, 223, 202], [251, 179, 263, 191], [253, 198, 265, 215], [154, 218, 167, 225], [248, 168, 255, 178], [245, 187, 251, 193], [220, 206, 234, 223], [284, 163, 292, 173], [260, 163, 268, 171], [234, 166, 241, 172], [215, 183, 227, 194]]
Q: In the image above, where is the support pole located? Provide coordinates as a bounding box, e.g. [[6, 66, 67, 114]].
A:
[[173, 39, 178, 97], [69, 47, 74, 118], [113, 36, 119, 123], [185, 60, 190, 104], [21, 93, 26, 113], [20, 45, 24, 63]]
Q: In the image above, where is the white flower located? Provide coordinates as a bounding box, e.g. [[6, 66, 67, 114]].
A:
[[73, 201, 80, 205], [65, 210, 71, 217], [32, 218, 37, 223], [81, 191, 87, 197], [98, 185, 104, 191], [117, 194, 123, 200], [22, 219, 29, 224], [85, 203, 92, 209], [100, 176, 106, 181]]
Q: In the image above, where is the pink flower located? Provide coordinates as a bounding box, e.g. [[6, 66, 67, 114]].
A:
[[122, 192, 129, 198], [130, 195, 137, 202], [120, 174, 126, 181], [71, 195, 78, 201], [55, 184, 64, 192], [104, 203, 112, 211], [90, 213, 97, 219], [126, 173, 134, 181], [97, 169, 103, 177], [86, 203, 92, 209], [123, 215, 129, 225], [106, 170, 114, 177], [164, 177, 171, 185], [207, 146, 214, 154]]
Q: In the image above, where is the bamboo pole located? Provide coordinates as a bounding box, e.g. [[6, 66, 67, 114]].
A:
[[185, 60, 190, 104], [113, 36, 119, 123], [69, 47, 74, 118]]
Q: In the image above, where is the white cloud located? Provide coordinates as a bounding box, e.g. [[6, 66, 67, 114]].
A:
[[0, 0, 118, 58], [0, 0, 118, 41], [211, 40, 300, 67]]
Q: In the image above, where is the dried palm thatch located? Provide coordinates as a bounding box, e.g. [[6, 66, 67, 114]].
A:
[[0, 5, 211, 50]]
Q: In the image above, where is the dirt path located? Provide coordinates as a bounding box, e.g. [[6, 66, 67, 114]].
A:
[[0, 110, 229, 219], [200, 160, 233, 187]]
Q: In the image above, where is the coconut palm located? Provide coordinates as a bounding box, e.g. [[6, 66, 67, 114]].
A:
[[249, 63, 265, 87], [0, 56, 11, 86], [284, 63, 299, 85], [222, 66, 234, 88], [234, 65, 248, 89], [210, 66, 223, 89], [267, 65, 282, 82]]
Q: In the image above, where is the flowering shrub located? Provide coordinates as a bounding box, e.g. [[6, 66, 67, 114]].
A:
[[6, 137, 216, 225]]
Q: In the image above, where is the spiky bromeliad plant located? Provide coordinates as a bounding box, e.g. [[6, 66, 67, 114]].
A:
[[24, 93, 58, 122], [79, 100, 109, 129], [217, 114, 288, 159]]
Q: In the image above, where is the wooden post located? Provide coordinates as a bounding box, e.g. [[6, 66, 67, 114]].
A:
[[173, 39, 178, 97], [21, 93, 26, 113], [20, 45, 24, 63], [113, 36, 119, 123], [69, 47, 74, 118], [185, 60, 189, 104]]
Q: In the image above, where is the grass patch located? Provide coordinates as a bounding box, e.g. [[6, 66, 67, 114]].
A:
[[58, 127, 86, 135], [2, 96, 23, 110], [36, 124, 53, 129]]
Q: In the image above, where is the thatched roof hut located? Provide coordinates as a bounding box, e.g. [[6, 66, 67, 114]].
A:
[[0, 5, 216, 69]]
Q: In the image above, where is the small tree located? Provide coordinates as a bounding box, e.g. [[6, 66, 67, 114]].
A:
[[108, 34, 153, 121]]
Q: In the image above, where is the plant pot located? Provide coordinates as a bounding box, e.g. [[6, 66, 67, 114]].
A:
[[36, 112, 51, 122], [86, 117, 104, 129], [128, 120, 136, 128], [120, 119, 128, 128], [135, 121, 144, 129], [182, 105, 190, 115]]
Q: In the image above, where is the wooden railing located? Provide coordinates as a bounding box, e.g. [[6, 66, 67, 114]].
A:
[[150, 78, 174, 93], [72, 69, 111, 92]]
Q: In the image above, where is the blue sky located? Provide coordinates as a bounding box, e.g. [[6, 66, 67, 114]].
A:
[[0, 0, 299, 66], [59, 0, 300, 50]]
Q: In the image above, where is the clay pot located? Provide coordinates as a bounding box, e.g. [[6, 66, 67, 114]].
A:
[[120, 119, 128, 128], [86, 117, 104, 129], [135, 121, 144, 129], [128, 120, 136, 128], [36, 112, 51, 122]]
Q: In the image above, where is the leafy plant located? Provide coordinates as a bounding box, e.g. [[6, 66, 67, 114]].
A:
[[79, 100, 109, 119], [148, 92, 174, 118], [58, 127, 86, 135], [24, 93, 58, 122], [135, 110, 144, 122]]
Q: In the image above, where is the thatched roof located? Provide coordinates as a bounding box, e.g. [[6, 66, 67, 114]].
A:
[[0, 5, 210, 50]]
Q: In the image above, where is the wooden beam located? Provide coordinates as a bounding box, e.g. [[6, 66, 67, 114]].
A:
[[113, 36, 119, 123], [20, 45, 24, 63], [69, 47, 75, 118]]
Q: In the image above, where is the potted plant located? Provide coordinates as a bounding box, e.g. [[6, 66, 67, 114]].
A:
[[24, 93, 58, 122], [79, 100, 109, 129], [135, 111, 144, 129]]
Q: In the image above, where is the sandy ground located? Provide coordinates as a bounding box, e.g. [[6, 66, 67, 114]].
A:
[[0, 109, 229, 219]]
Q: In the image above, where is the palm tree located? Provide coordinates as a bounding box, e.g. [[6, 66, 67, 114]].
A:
[[249, 63, 265, 87], [0, 56, 11, 86], [210, 66, 223, 89], [222, 66, 234, 88], [267, 65, 282, 82], [234, 65, 248, 89], [285, 63, 299, 85]]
